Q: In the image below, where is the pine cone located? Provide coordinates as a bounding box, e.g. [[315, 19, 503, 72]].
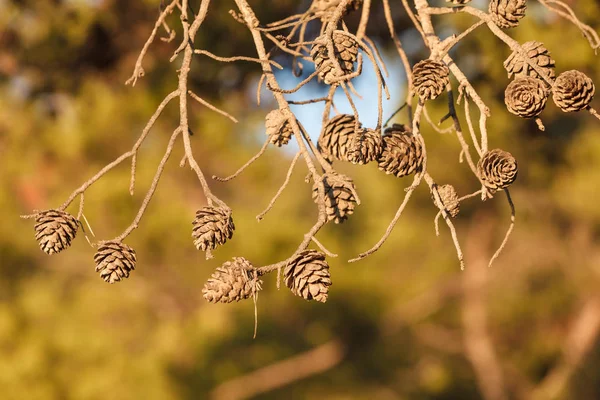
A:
[[202, 257, 262, 303], [285, 250, 331, 303], [318, 114, 358, 162], [477, 149, 518, 194], [377, 124, 424, 177], [504, 41, 555, 82], [552, 70, 596, 112], [445, 0, 471, 4], [34, 209, 78, 255], [265, 109, 293, 146], [434, 184, 460, 218], [94, 241, 136, 284], [312, 173, 358, 224], [347, 128, 383, 165], [192, 205, 234, 254], [412, 60, 450, 100], [489, 0, 527, 29], [504, 77, 548, 118], [309, 0, 363, 21], [311, 31, 359, 85]]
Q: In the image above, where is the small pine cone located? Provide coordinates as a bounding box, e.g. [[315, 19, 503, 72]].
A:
[[192, 206, 234, 253], [552, 70, 596, 113], [202, 257, 262, 303], [377, 124, 424, 178], [445, 0, 471, 4], [347, 128, 382, 165], [412, 60, 450, 100], [285, 250, 331, 303], [477, 149, 518, 194], [34, 209, 78, 255], [312, 173, 358, 224], [318, 114, 358, 162], [310, 0, 363, 20], [311, 31, 359, 85], [504, 77, 548, 118], [489, 0, 527, 29], [434, 185, 460, 218], [504, 41, 555, 82], [94, 241, 136, 284], [265, 109, 293, 147]]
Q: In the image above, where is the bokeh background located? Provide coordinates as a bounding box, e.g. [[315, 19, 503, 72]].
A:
[[1, 0, 600, 399]]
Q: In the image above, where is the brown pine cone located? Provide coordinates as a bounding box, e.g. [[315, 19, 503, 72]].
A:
[[489, 0, 527, 29], [265, 109, 293, 147], [192, 206, 234, 253], [377, 124, 424, 177], [412, 60, 450, 100], [318, 114, 358, 162], [347, 128, 383, 165], [94, 241, 136, 284], [505, 77, 548, 118], [34, 209, 78, 255], [477, 149, 518, 194], [433, 184, 460, 218], [311, 31, 359, 85], [312, 173, 358, 224], [202, 257, 262, 303], [504, 41, 555, 82], [310, 0, 363, 21], [552, 70, 596, 112], [285, 250, 331, 303]]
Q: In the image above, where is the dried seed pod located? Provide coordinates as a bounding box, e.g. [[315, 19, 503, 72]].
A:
[[202, 257, 262, 303], [265, 109, 293, 146], [34, 209, 78, 255], [489, 0, 527, 29], [504, 41, 555, 82], [312, 173, 358, 224], [311, 31, 359, 85], [552, 70, 596, 112], [445, 0, 471, 4], [318, 114, 358, 162], [434, 184, 460, 218], [477, 149, 518, 194], [377, 124, 424, 178], [412, 60, 450, 100], [285, 250, 331, 303], [504, 77, 548, 118], [310, 0, 363, 20], [192, 205, 234, 253], [347, 128, 383, 165], [94, 241, 136, 284]]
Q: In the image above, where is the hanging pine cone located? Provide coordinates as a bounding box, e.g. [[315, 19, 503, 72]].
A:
[[318, 114, 358, 162], [285, 250, 331, 303], [552, 70, 596, 113], [377, 124, 424, 177], [202, 257, 262, 303], [433, 184, 460, 218], [504, 77, 548, 118], [504, 41, 555, 82], [265, 109, 293, 146], [312, 173, 358, 224], [489, 0, 527, 29], [347, 128, 383, 165], [310, 0, 363, 20], [33, 209, 79, 255], [477, 149, 518, 194], [311, 31, 359, 85], [412, 60, 450, 100], [94, 241, 136, 284], [445, 0, 471, 4], [192, 205, 234, 254]]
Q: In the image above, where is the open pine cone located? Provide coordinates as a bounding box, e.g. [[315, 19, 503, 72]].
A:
[[505, 77, 548, 118], [192, 205, 234, 254], [94, 241, 137, 284], [202, 257, 262, 303], [285, 250, 331, 303], [347, 128, 383, 165], [434, 184, 460, 218], [312, 173, 358, 224], [552, 70, 595, 112], [477, 149, 518, 194], [34, 209, 78, 255], [265, 109, 293, 146], [378, 124, 424, 177], [311, 31, 359, 85], [504, 41, 555, 82], [489, 0, 527, 29], [412, 60, 450, 100], [318, 114, 358, 162]]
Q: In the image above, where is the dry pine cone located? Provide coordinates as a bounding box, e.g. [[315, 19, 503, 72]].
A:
[[192, 205, 234, 253], [312, 173, 358, 224], [265, 109, 293, 146], [34, 209, 78, 255], [504, 41, 555, 82], [285, 250, 331, 303], [552, 70, 595, 112], [94, 241, 136, 284], [378, 125, 424, 177], [505, 77, 548, 118], [311, 31, 359, 85], [318, 114, 358, 162], [203, 257, 262, 303], [434, 185, 460, 218], [477, 149, 518, 194], [347, 128, 382, 165], [412, 60, 450, 100], [489, 0, 527, 29]]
